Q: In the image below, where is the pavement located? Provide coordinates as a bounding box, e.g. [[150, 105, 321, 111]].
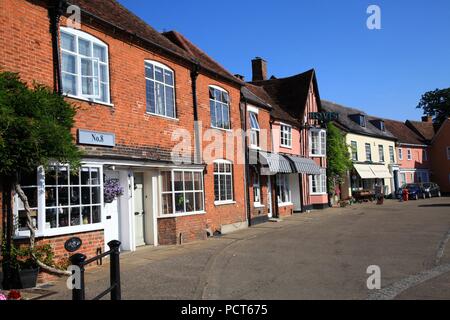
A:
[[42, 197, 450, 300]]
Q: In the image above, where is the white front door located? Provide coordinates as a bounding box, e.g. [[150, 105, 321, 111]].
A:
[[267, 176, 273, 218], [134, 173, 145, 247], [104, 171, 120, 251]]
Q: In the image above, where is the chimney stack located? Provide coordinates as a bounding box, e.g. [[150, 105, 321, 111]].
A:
[[251, 57, 267, 81], [422, 116, 433, 123]]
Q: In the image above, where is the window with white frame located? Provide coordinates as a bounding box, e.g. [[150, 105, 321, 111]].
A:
[[389, 146, 395, 163], [15, 165, 102, 235], [310, 173, 327, 194], [214, 160, 234, 202], [253, 173, 261, 205], [280, 124, 292, 148], [351, 141, 358, 161], [60, 27, 110, 104], [161, 170, 204, 215], [398, 148, 403, 160], [276, 174, 291, 204], [365, 143, 372, 162], [210, 86, 230, 130], [378, 145, 385, 162], [407, 149, 412, 160], [249, 112, 260, 148], [310, 129, 326, 156], [145, 61, 175, 118]]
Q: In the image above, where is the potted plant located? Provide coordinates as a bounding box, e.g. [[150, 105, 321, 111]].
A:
[[1, 242, 54, 289], [104, 178, 124, 203]]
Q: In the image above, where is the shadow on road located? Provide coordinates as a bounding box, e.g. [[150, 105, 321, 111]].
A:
[[418, 204, 450, 208]]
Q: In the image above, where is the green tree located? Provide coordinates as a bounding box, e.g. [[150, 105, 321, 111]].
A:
[[0, 71, 82, 285], [417, 88, 450, 127], [326, 123, 352, 195]]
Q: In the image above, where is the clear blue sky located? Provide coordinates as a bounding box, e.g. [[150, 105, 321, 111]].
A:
[[118, 0, 450, 121]]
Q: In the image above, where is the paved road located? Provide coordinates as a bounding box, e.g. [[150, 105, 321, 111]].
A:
[[44, 197, 450, 300]]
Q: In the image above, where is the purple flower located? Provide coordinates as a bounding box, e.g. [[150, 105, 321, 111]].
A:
[[104, 179, 124, 203]]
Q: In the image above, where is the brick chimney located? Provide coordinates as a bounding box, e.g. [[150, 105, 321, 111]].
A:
[[252, 57, 267, 81], [422, 116, 433, 122]]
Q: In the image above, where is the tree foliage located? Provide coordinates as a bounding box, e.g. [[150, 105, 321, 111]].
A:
[[0, 71, 81, 278], [326, 123, 352, 194], [417, 88, 450, 128], [0, 71, 82, 179]]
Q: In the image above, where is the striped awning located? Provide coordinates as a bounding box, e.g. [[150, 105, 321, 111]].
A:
[[286, 155, 322, 175], [250, 150, 293, 174]]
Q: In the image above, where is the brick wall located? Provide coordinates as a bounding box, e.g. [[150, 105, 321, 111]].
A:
[[158, 215, 207, 245], [277, 204, 294, 217], [14, 230, 104, 283], [0, 0, 247, 248], [196, 74, 247, 233]]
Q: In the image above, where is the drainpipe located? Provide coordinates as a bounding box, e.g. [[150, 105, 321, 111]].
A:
[[190, 62, 202, 165], [49, 0, 66, 95], [269, 120, 279, 218], [241, 96, 251, 227]]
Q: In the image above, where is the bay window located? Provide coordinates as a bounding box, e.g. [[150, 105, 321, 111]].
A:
[[276, 174, 291, 204], [210, 86, 231, 130], [310, 129, 326, 156], [14, 165, 103, 237], [145, 61, 176, 118], [214, 160, 234, 203], [310, 173, 327, 194], [60, 27, 110, 104], [161, 170, 204, 216]]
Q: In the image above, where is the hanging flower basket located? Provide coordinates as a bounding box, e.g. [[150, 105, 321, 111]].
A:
[[104, 178, 124, 203]]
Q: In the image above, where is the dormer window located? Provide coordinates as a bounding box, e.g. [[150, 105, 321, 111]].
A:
[[350, 114, 366, 127], [371, 119, 385, 131]]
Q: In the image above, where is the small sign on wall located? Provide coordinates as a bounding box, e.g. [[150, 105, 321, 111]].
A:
[[78, 129, 115, 147]]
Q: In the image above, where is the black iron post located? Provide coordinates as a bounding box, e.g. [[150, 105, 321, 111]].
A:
[[70, 253, 87, 300], [108, 240, 121, 300]]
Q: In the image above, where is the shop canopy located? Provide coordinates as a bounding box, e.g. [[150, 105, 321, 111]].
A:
[[285, 155, 322, 175], [250, 150, 293, 174], [369, 165, 392, 178], [353, 164, 377, 179], [354, 163, 392, 179]]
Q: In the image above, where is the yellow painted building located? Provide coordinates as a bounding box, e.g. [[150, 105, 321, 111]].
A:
[[322, 100, 399, 199], [343, 132, 397, 198]]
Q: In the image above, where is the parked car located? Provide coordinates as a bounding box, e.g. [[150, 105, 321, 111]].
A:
[[420, 182, 441, 198], [400, 183, 426, 200]]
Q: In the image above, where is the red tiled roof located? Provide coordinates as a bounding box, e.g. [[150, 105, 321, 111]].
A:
[[245, 84, 299, 125], [68, 0, 192, 60], [383, 119, 426, 145], [406, 120, 436, 141], [248, 69, 321, 126], [162, 31, 241, 84], [68, 1, 241, 84]]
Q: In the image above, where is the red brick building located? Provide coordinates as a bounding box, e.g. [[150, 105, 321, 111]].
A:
[[430, 118, 450, 193], [245, 58, 328, 219], [384, 119, 431, 188], [0, 0, 247, 268]]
